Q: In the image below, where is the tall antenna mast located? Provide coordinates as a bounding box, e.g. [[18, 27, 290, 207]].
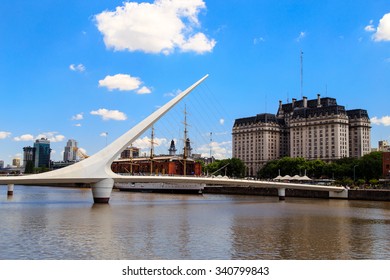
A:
[[209, 132, 212, 159], [300, 50, 303, 98]]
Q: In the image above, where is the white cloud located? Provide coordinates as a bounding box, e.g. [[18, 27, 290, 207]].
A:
[[133, 136, 169, 153], [95, 0, 216, 54], [78, 147, 88, 155], [371, 116, 390, 126], [296, 31, 306, 42], [137, 86, 152, 94], [253, 37, 265, 44], [13, 134, 34, 142], [0, 131, 11, 139], [69, 64, 86, 72], [197, 140, 232, 159], [99, 74, 149, 92], [164, 89, 181, 97], [373, 13, 390, 41], [90, 108, 127, 121], [367, 14, 390, 41], [74, 123, 82, 127], [180, 32, 216, 54], [13, 132, 65, 142], [365, 20, 375, 32], [71, 113, 84, 120], [219, 118, 225, 125], [36, 132, 65, 143]]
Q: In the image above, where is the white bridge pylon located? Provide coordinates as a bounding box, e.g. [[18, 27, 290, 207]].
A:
[[0, 75, 209, 203]]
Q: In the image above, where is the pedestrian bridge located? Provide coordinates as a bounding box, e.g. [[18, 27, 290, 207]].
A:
[[0, 75, 346, 202]]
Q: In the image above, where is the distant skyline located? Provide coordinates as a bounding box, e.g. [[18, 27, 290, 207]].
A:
[[1, 0, 390, 165]]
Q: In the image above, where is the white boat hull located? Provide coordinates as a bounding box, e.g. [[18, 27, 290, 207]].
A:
[[115, 182, 204, 194]]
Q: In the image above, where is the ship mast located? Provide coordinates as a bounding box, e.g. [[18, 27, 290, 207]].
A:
[[129, 145, 133, 174], [149, 125, 156, 175], [183, 105, 188, 176]]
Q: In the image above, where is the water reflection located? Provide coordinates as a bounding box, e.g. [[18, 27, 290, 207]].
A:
[[0, 186, 389, 260]]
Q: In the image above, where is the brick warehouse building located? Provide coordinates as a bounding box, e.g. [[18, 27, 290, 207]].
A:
[[111, 155, 202, 176], [383, 152, 390, 178]]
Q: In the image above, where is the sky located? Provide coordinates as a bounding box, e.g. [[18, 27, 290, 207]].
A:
[[1, 0, 390, 166]]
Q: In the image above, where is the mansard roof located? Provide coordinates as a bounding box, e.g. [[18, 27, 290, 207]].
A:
[[234, 113, 279, 126], [234, 95, 369, 126], [291, 105, 346, 119], [281, 97, 337, 114], [346, 109, 370, 119]]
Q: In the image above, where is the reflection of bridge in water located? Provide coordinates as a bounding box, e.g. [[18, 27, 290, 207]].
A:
[[0, 75, 347, 203]]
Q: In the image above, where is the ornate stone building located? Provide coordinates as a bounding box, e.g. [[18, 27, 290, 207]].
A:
[[233, 95, 371, 176]]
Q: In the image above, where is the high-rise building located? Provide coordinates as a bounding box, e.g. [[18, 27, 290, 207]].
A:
[[63, 139, 78, 162], [23, 146, 36, 168], [34, 138, 51, 168], [233, 95, 371, 176], [12, 158, 21, 167], [0, 160, 4, 169]]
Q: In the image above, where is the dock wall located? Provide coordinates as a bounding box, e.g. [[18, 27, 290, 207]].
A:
[[203, 186, 390, 201]]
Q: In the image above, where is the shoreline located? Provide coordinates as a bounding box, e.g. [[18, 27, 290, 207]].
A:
[[6, 183, 390, 202], [203, 186, 390, 201]]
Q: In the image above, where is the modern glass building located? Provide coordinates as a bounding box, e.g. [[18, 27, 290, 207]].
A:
[[33, 138, 51, 168]]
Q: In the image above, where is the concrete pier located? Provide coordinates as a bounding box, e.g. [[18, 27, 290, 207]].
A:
[[278, 188, 286, 200], [92, 178, 114, 203], [7, 184, 14, 196], [329, 189, 348, 199]]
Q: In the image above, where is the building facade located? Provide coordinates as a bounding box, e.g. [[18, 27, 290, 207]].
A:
[[378, 140, 390, 152], [112, 139, 201, 176], [120, 146, 140, 159], [23, 146, 36, 169], [63, 139, 78, 162], [12, 158, 21, 167], [233, 95, 371, 176], [33, 138, 51, 168], [383, 152, 390, 178]]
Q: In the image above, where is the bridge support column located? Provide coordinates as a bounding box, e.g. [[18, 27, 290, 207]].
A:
[[92, 178, 114, 203], [7, 184, 14, 196], [278, 188, 285, 200], [329, 189, 348, 199]]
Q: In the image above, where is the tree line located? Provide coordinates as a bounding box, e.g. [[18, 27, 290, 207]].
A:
[[258, 151, 383, 185], [202, 151, 384, 187]]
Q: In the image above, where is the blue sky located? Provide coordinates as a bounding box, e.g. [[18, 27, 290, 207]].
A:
[[1, 0, 390, 166]]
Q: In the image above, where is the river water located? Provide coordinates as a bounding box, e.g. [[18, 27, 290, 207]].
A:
[[0, 185, 389, 260]]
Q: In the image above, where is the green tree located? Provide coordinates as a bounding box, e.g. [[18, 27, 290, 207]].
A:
[[204, 158, 246, 178], [258, 159, 279, 179], [24, 160, 34, 174], [257, 153, 384, 183], [225, 158, 246, 178], [204, 161, 220, 175], [359, 152, 383, 181]]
